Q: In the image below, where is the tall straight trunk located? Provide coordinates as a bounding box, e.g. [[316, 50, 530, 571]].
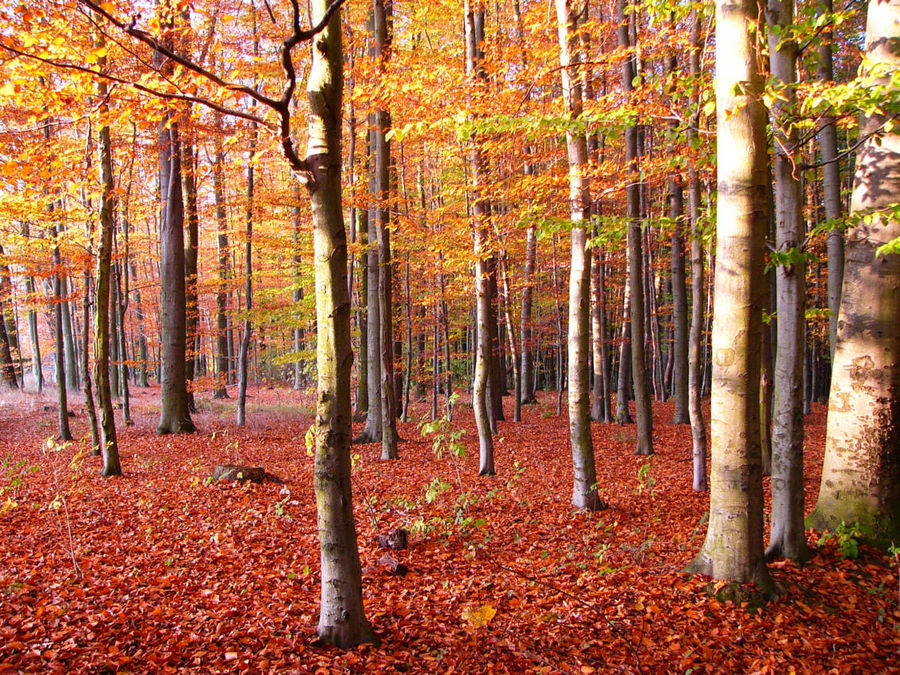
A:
[[81, 271, 100, 453], [155, 40, 193, 434], [556, 0, 605, 511], [616, 271, 633, 424], [52, 230, 72, 441], [809, 0, 900, 546], [766, 0, 807, 562], [686, 0, 772, 592], [94, 80, 122, 476], [23, 229, 42, 392], [439, 252, 452, 419], [302, 0, 375, 646], [687, 13, 707, 491], [115, 261, 131, 425], [817, 0, 843, 358], [213, 116, 230, 399], [591, 245, 612, 422], [293, 183, 308, 391], [669, 44, 689, 423], [374, 0, 397, 460], [466, 0, 494, 475], [499, 252, 521, 422], [181, 132, 200, 413], [352, 207, 367, 407], [130, 260, 149, 387], [353, 124, 383, 444], [520, 224, 537, 404], [237, 116, 257, 428], [619, 0, 652, 453], [0, 296, 17, 389], [402, 253, 412, 423], [57, 251, 79, 392], [551, 235, 564, 417], [487, 259, 504, 423]]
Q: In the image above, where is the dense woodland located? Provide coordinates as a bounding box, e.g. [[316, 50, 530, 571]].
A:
[[0, 0, 898, 671]]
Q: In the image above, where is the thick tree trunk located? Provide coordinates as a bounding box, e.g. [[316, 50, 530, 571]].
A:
[[686, 0, 772, 593], [304, 0, 375, 647], [809, 0, 900, 546], [766, 0, 807, 562], [155, 48, 194, 434]]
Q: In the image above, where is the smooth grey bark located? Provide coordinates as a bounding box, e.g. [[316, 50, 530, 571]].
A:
[[293, 183, 308, 392], [766, 0, 807, 562], [237, 111, 257, 428], [181, 132, 199, 414], [687, 8, 707, 491], [616, 272, 633, 424], [686, 0, 772, 593], [499, 252, 521, 422], [809, 0, 900, 546], [374, 0, 398, 460], [619, 0, 652, 454], [466, 0, 494, 475], [591, 245, 612, 422], [669, 41, 689, 424], [23, 225, 43, 392], [817, 0, 843, 358], [155, 42, 194, 435], [556, 0, 605, 511], [213, 116, 230, 400], [520, 223, 537, 404], [52, 228, 72, 441]]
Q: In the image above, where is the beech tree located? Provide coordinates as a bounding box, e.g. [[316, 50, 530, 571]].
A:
[[809, 0, 899, 546], [686, 0, 772, 592]]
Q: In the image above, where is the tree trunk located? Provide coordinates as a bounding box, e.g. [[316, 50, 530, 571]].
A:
[[616, 272, 633, 424], [619, 0, 653, 455], [95, 86, 122, 476], [809, 0, 900, 546], [181, 132, 200, 413], [686, 0, 772, 593], [155, 40, 194, 435], [237, 110, 257, 428], [818, 0, 843, 359], [765, 0, 807, 562], [52, 229, 72, 441], [213, 116, 230, 400], [466, 1, 495, 475], [304, 0, 375, 647], [520, 224, 537, 405], [556, 0, 606, 511], [687, 9, 707, 491]]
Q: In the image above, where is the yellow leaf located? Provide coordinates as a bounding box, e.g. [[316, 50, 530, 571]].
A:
[[462, 603, 496, 628]]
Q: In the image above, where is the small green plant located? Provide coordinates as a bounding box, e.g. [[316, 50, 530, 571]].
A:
[[888, 542, 899, 608], [636, 462, 656, 497], [1, 453, 39, 514], [816, 520, 862, 559]]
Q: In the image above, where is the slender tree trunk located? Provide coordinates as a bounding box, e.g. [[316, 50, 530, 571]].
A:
[[52, 229, 72, 441], [766, 0, 808, 562], [520, 224, 537, 405], [213, 117, 230, 400], [591, 245, 612, 423], [23, 227, 43, 392], [499, 252, 521, 422], [809, 0, 900, 546], [95, 83, 122, 476], [619, 0, 653, 455], [686, 0, 772, 592], [303, 0, 375, 646], [181, 132, 199, 413], [556, 0, 605, 511], [616, 272, 633, 424], [687, 8, 707, 491], [466, 1, 494, 475], [81, 271, 99, 454], [817, 0, 843, 359], [237, 113, 257, 428]]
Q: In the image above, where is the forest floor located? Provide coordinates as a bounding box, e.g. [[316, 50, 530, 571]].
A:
[[0, 384, 897, 674]]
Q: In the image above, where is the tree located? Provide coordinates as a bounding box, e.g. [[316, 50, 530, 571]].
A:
[[765, 0, 807, 562], [618, 0, 653, 454], [93, 41, 122, 476], [686, 0, 773, 593], [465, 0, 495, 476], [555, 0, 605, 512], [808, 0, 900, 546]]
